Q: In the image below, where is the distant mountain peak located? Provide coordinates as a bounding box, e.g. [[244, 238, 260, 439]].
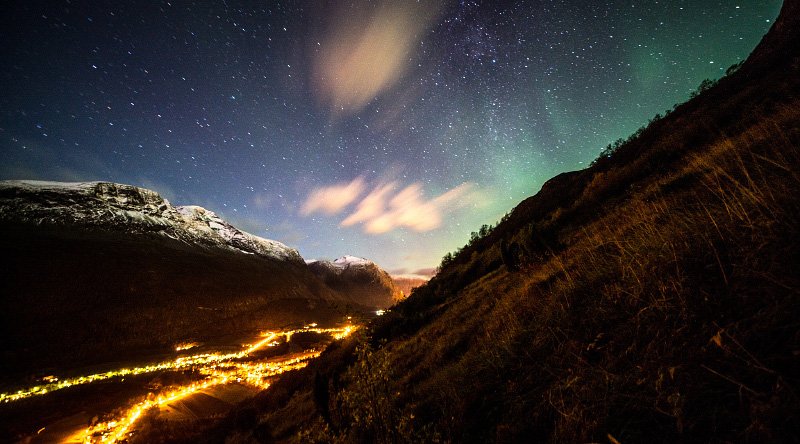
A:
[[306, 255, 400, 308], [332, 255, 372, 267], [306, 255, 373, 268]]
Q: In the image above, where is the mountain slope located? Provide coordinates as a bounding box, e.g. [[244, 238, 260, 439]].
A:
[[306, 256, 402, 310], [199, 2, 800, 443], [0, 181, 354, 378]]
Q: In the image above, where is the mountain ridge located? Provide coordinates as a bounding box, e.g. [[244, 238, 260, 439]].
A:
[[0, 180, 302, 262]]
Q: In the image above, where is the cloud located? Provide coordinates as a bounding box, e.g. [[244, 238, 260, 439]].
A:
[[300, 177, 365, 216], [365, 182, 475, 234], [391, 267, 436, 279], [309, 178, 482, 234], [312, 0, 442, 117], [301, 173, 487, 235], [341, 182, 396, 227]]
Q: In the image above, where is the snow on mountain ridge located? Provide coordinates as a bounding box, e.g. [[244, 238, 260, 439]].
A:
[[0, 180, 301, 263], [306, 255, 373, 270], [333, 255, 372, 266], [305, 255, 400, 308], [175, 205, 300, 261]]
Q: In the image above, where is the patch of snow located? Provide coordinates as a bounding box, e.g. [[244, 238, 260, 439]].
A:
[[333, 255, 372, 267], [0, 180, 99, 191], [175, 205, 301, 262]]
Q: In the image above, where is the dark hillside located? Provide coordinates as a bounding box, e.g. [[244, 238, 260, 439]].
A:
[[192, 2, 800, 442], [0, 224, 349, 379]]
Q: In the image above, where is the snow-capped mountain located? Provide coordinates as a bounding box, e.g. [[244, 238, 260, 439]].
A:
[[332, 255, 372, 267], [0, 180, 301, 262], [175, 205, 301, 262], [305, 255, 374, 272], [0, 180, 353, 376], [306, 255, 402, 309]]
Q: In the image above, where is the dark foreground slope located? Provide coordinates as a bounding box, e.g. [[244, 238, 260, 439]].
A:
[[0, 182, 358, 380], [183, 2, 799, 443]]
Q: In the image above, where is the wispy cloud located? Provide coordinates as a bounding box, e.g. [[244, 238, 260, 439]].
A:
[[414, 268, 437, 278], [300, 177, 365, 216], [340, 183, 396, 229], [302, 177, 485, 234], [311, 0, 442, 117], [390, 267, 437, 279]]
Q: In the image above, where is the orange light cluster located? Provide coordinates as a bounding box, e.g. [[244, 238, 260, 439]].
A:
[[40, 324, 357, 443], [174, 342, 199, 351], [81, 376, 227, 443], [78, 351, 322, 443], [1, 325, 356, 404]]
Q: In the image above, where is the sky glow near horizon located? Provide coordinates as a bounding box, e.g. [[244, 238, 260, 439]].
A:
[[0, 0, 782, 275]]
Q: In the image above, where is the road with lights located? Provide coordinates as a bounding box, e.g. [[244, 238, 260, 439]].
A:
[[0, 324, 355, 443]]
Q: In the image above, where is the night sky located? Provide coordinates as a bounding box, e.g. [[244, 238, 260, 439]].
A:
[[1, 1, 782, 276]]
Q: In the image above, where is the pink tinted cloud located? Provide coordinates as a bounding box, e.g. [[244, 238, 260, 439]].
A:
[[302, 177, 484, 234], [341, 182, 396, 227], [343, 181, 480, 234], [300, 177, 365, 216]]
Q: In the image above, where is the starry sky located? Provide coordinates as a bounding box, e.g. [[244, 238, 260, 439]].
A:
[[0, 0, 782, 276]]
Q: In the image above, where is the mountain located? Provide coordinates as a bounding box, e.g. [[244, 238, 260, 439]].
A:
[[0, 180, 357, 378], [196, 2, 800, 443], [0, 180, 302, 261], [306, 256, 402, 309]]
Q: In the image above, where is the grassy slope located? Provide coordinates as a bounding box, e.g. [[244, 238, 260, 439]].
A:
[[186, 2, 800, 443]]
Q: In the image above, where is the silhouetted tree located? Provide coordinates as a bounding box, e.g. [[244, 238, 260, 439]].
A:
[[439, 252, 454, 270], [725, 60, 744, 76], [691, 78, 717, 98]]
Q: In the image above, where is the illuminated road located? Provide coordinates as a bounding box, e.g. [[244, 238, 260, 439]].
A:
[[0, 324, 355, 443]]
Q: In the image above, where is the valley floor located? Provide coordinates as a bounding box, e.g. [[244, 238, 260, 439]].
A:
[[0, 323, 356, 443]]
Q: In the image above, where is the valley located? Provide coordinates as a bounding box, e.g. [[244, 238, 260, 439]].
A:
[[0, 323, 356, 442]]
